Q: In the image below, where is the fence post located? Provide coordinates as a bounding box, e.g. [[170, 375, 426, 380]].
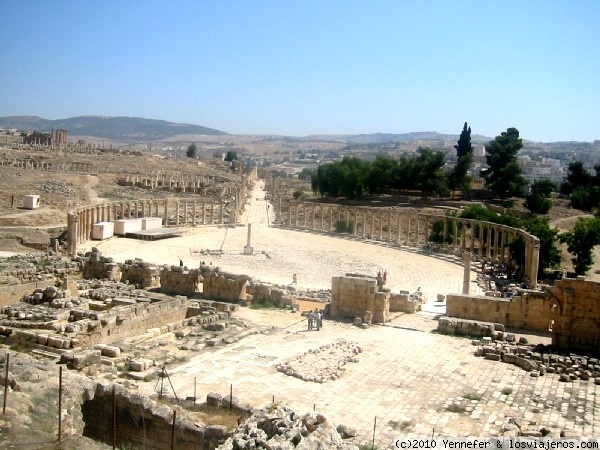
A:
[[229, 384, 233, 411], [2, 353, 9, 415], [112, 385, 116, 450], [58, 366, 62, 442], [171, 409, 176, 450], [194, 377, 197, 408], [372, 415, 377, 449]]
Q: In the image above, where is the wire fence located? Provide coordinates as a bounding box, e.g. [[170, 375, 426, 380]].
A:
[[1, 352, 396, 449]]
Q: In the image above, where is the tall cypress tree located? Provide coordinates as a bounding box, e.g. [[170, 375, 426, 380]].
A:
[[449, 122, 474, 198]]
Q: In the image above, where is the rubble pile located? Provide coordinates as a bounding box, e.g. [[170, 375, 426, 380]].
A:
[[217, 403, 359, 450], [475, 338, 600, 384], [276, 341, 362, 383]]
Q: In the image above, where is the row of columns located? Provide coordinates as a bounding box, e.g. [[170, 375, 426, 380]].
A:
[[280, 201, 540, 288], [68, 167, 259, 254], [71, 198, 226, 245], [0, 158, 95, 173]]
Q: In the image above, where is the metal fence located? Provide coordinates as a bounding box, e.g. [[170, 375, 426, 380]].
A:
[[1, 352, 392, 449]]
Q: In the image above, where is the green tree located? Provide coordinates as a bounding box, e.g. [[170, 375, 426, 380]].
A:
[[523, 216, 561, 276], [414, 147, 448, 197], [559, 217, 600, 275], [311, 156, 370, 199], [367, 154, 398, 194], [560, 161, 591, 195], [448, 122, 474, 198], [481, 127, 528, 200], [186, 143, 197, 158], [561, 161, 600, 211], [224, 150, 238, 161], [525, 179, 556, 214]]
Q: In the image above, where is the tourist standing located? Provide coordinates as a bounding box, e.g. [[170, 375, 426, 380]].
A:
[[307, 310, 314, 331], [316, 310, 322, 330]]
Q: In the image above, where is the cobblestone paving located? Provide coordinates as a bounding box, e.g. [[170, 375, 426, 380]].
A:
[[139, 309, 599, 448]]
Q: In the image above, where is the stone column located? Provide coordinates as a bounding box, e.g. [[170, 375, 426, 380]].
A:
[[469, 221, 476, 254], [406, 215, 411, 244], [68, 212, 78, 254], [529, 242, 540, 289], [220, 198, 224, 224], [453, 218, 458, 251], [415, 215, 420, 246], [443, 218, 448, 247], [463, 252, 471, 294], [330, 207, 334, 232], [193, 201, 197, 226], [175, 202, 180, 226], [478, 223, 484, 257], [311, 205, 316, 229], [184, 201, 188, 226], [494, 226, 501, 262], [486, 224, 492, 259], [303, 203, 307, 228], [244, 223, 253, 254], [461, 221, 467, 250]]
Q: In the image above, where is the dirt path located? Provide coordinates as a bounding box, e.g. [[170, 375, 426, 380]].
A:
[[84, 174, 103, 204]]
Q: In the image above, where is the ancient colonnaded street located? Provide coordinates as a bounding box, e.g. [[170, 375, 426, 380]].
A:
[[79, 181, 599, 446]]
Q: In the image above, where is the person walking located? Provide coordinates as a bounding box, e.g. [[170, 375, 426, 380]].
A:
[[292, 274, 297, 285]]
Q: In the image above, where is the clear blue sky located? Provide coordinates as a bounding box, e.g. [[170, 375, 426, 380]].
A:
[[1, 1, 599, 142]]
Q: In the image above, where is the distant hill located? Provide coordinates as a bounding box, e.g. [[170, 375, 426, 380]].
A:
[[0, 115, 228, 143]]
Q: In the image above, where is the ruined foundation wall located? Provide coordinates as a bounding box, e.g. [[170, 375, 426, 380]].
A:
[[547, 278, 600, 353], [446, 292, 550, 333], [85, 297, 190, 345], [200, 266, 249, 302], [389, 293, 421, 313], [159, 266, 200, 297], [331, 275, 388, 324], [82, 383, 226, 449], [0, 280, 56, 307]]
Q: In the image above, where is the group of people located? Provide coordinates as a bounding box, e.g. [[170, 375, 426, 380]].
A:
[[306, 309, 323, 331]]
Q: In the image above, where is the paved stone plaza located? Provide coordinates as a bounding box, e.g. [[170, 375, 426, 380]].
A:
[[139, 308, 599, 446], [83, 181, 599, 446]]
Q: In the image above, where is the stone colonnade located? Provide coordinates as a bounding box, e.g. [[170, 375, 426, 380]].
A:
[[117, 172, 217, 192], [68, 198, 226, 254], [0, 158, 95, 173], [67, 167, 258, 255], [279, 200, 540, 288]]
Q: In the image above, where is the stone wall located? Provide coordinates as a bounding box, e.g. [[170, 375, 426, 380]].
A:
[[78, 296, 191, 346], [81, 383, 230, 449], [159, 265, 201, 297], [331, 275, 389, 324], [120, 258, 160, 288], [81, 249, 121, 281], [199, 265, 250, 302], [446, 291, 549, 333], [547, 278, 600, 353], [445, 278, 600, 354], [389, 292, 422, 313]]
